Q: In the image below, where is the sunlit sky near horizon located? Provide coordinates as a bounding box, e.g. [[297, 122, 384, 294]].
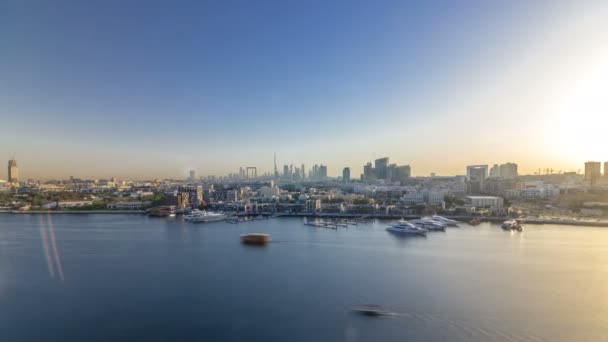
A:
[[1, 0, 608, 180]]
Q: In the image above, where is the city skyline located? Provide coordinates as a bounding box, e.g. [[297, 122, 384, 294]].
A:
[[2, 1, 608, 178], [2, 153, 606, 181]]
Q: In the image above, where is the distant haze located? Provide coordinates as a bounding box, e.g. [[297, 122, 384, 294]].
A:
[[1, 1, 607, 179]]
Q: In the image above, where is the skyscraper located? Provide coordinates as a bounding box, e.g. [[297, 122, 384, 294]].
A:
[[319, 165, 327, 180], [362, 162, 375, 181], [189, 169, 196, 182], [374, 157, 389, 179], [274, 153, 279, 179], [499, 163, 518, 179], [466, 165, 488, 181], [342, 167, 350, 182], [8, 158, 18, 184], [585, 161, 601, 184]]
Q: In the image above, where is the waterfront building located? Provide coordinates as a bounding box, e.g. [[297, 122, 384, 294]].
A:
[[465, 196, 504, 208], [584, 161, 602, 184], [8, 159, 18, 184], [42, 200, 95, 209], [178, 185, 204, 207], [466, 165, 488, 181], [107, 201, 151, 210], [342, 167, 351, 182]]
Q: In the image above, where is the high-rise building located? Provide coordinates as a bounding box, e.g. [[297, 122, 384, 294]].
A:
[[499, 163, 518, 179], [394, 165, 411, 182], [274, 153, 279, 179], [301, 164, 305, 179], [319, 165, 328, 180], [605, 162, 608, 177], [342, 167, 351, 182], [375, 157, 389, 179], [178, 185, 204, 208], [489, 164, 500, 178], [585, 161, 602, 184], [8, 159, 18, 184], [466, 165, 488, 181], [189, 169, 196, 182], [362, 162, 375, 181], [283, 165, 289, 179]]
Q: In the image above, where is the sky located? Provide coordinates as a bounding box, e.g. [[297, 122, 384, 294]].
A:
[[1, 0, 608, 180]]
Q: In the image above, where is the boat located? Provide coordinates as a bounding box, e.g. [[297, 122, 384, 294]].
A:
[[240, 233, 272, 245], [386, 222, 427, 235], [407, 219, 446, 232], [428, 215, 460, 226], [188, 211, 228, 223], [469, 218, 481, 226], [501, 219, 524, 231], [147, 206, 175, 217], [352, 304, 391, 316]]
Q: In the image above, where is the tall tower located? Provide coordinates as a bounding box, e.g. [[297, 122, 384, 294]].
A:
[[274, 153, 278, 179], [8, 158, 18, 184]]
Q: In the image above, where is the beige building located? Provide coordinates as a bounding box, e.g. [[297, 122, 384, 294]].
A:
[[8, 159, 18, 184]]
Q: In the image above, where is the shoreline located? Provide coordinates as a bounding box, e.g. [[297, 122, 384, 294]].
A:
[[2, 211, 608, 227]]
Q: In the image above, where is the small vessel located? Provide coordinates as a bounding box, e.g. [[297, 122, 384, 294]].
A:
[[240, 233, 272, 245], [386, 222, 427, 235], [352, 304, 390, 317], [428, 215, 460, 226], [407, 218, 447, 232], [469, 218, 481, 226], [501, 219, 524, 231], [147, 206, 175, 217], [186, 210, 227, 223]]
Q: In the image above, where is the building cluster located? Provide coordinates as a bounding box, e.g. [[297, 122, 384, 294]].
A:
[[6, 155, 608, 218], [583, 161, 608, 185], [360, 157, 411, 183]]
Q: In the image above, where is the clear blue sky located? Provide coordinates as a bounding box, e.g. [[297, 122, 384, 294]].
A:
[[2, 0, 607, 179]]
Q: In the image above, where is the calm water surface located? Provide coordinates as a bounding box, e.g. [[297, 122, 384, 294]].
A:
[[0, 214, 607, 341]]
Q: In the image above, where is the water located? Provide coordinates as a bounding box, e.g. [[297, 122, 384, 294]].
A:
[[0, 214, 607, 341]]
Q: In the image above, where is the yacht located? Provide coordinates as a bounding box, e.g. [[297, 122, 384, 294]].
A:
[[184, 209, 205, 221], [386, 222, 427, 235], [428, 215, 460, 226], [407, 219, 446, 232], [188, 211, 228, 223], [501, 219, 524, 231]]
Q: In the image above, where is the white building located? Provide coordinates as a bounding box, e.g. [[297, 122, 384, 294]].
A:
[[465, 196, 504, 208], [107, 201, 151, 210], [258, 185, 280, 198], [43, 200, 94, 209], [402, 192, 425, 205]]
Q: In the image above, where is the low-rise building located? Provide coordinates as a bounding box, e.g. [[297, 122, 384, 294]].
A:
[[42, 200, 95, 209], [465, 196, 504, 208], [107, 201, 151, 210]]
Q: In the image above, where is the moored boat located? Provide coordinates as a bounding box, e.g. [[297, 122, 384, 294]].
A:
[[386, 222, 427, 235], [240, 233, 272, 245], [502, 219, 524, 231]]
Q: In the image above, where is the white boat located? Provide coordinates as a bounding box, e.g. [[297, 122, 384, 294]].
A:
[[386, 222, 427, 235], [187, 211, 227, 223], [428, 215, 460, 226], [408, 219, 446, 232], [501, 219, 524, 231]]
